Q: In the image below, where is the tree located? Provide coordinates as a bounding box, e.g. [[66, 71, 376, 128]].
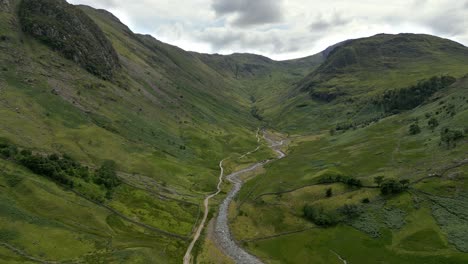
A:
[[94, 160, 121, 190], [303, 205, 339, 227], [409, 123, 421, 135], [428, 117, 439, 130], [374, 176, 385, 187], [399, 179, 410, 186], [380, 179, 408, 195], [440, 127, 464, 148]]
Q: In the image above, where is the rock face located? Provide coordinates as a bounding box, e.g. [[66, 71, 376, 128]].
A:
[[0, 0, 10, 11], [19, 0, 120, 80]]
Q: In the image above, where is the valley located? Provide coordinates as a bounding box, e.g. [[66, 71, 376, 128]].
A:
[[0, 0, 467, 263]]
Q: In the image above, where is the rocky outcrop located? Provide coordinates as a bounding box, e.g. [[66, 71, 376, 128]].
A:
[[19, 0, 120, 80], [0, 0, 10, 11]]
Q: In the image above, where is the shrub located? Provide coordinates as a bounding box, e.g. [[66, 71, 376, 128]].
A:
[[374, 176, 385, 187], [250, 106, 263, 121], [428, 117, 439, 130], [339, 204, 362, 219], [409, 123, 421, 135]]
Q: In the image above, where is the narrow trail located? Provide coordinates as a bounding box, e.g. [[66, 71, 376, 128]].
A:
[[331, 250, 348, 264], [183, 130, 285, 264], [183, 130, 263, 264], [183, 159, 226, 264], [0, 242, 59, 264], [213, 132, 285, 264]]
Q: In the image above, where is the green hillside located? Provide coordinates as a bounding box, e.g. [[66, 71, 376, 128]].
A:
[[0, 0, 467, 263], [0, 0, 271, 262], [234, 77, 468, 263], [264, 34, 468, 133]]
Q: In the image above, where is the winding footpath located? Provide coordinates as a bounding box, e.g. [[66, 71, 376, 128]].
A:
[[183, 131, 285, 264], [183, 158, 227, 264]]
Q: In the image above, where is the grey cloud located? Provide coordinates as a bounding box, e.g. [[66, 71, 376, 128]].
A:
[[425, 12, 467, 36], [197, 27, 318, 55], [309, 13, 351, 32], [212, 0, 283, 27]]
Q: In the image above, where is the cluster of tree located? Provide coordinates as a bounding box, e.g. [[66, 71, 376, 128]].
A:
[[18, 153, 87, 188], [440, 127, 465, 149], [375, 76, 456, 113], [331, 115, 389, 135], [318, 175, 363, 187], [374, 176, 409, 195], [303, 205, 338, 226], [0, 142, 120, 197], [408, 115, 442, 135], [303, 203, 362, 227]]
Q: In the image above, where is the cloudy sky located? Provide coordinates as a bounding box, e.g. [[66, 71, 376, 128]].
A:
[[68, 0, 468, 60]]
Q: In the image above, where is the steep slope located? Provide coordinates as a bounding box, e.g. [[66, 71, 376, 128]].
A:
[[233, 70, 468, 264], [0, 0, 269, 263], [267, 34, 468, 132], [217, 33, 468, 264], [19, 0, 120, 80], [299, 33, 468, 96], [195, 51, 325, 122]]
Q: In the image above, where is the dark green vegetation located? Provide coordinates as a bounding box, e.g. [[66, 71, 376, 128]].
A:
[[1, 0, 468, 263], [303, 203, 362, 227], [376, 75, 456, 114], [0, 140, 120, 201]]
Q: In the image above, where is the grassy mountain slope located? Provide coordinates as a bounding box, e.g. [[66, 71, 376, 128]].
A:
[[233, 76, 468, 264], [263, 34, 468, 133], [0, 0, 273, 262], [195, 52, 325, 123]]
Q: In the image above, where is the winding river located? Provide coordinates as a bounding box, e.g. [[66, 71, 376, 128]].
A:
[[183, 131, 285, 264]]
